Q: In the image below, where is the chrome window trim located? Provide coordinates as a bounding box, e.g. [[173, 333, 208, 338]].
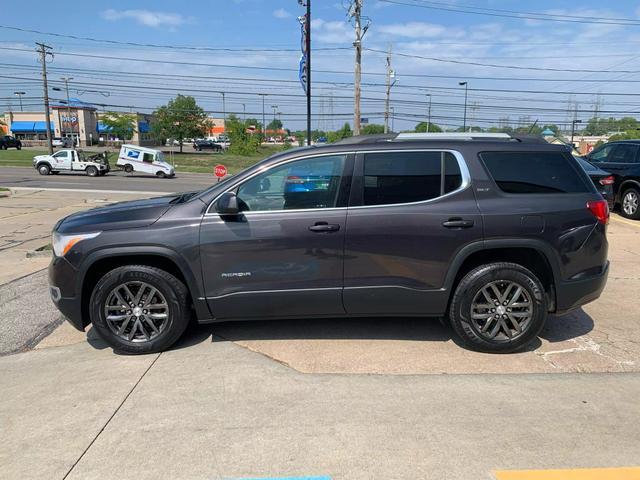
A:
[[204, 148, 470, 216]]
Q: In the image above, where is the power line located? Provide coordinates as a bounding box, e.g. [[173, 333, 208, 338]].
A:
[[0, 24, 349, 53], [378, 0, 640, 26]]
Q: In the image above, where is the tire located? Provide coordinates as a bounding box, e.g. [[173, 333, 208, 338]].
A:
[[0, 144, 6, 150], [16, 143, 21, 150], [156, 171, 166, 178], [448, 262, 548, 353], [124, 164, 133, 174], [38, 164, 50, 175], [86, 166, 98, 177], [89, 265, 191, 354], [621, 187, 640, 220]]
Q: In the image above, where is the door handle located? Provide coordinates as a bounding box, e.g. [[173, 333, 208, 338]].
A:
[[442, 218, 474, 229], [309, 222, 341, 233]]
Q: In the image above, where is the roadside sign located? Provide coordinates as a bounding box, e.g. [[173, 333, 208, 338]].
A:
[[214, 164, 227, 178]]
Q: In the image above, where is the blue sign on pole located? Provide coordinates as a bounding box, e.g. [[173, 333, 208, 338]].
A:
[[299, 13, 308, 94]]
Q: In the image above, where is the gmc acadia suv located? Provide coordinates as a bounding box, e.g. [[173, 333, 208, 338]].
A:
[[49, 133, 610, 354]]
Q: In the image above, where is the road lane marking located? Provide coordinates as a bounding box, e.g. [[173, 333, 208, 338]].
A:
[[495, 467, 640, 480], [5, 186, 169, 196]]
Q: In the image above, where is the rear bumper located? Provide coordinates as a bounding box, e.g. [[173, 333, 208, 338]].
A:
[[555, 261, 609, 314], [48, 256, 86, 331]]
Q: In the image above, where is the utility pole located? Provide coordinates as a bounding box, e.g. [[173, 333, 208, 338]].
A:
[[459, 81, 468, 132], [61, 77, 73, 144], [305, 0, 311, 146], [220, 92, 226, 133], [351, 0, 364, 136], [384, 45, 395, 134], [258, 93, 267, 143], [426, 93, 432, 132], [13, 91, 25, 112], [36, 42, 54, 155]]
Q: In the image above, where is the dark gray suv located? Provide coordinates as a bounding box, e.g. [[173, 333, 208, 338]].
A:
[[49, 133, 610, 354]]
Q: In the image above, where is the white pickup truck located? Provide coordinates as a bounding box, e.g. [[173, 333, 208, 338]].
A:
[[33, 149, 109, 176]]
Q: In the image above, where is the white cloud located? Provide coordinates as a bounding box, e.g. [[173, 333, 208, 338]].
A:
[[100, 9, 188, 28], [377, 21, 449, 39], [311, 18, 353, 44], [273, 8, 292, 19]]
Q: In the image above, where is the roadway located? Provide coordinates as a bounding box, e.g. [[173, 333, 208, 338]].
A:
[[0, 166, 219, 194]]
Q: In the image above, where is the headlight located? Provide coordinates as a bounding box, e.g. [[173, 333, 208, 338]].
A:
[[52, 232, 101, 257]]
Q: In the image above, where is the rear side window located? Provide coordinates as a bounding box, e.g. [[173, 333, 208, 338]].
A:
[[480, 151, 589, 194], [363, 151, 463, 206]]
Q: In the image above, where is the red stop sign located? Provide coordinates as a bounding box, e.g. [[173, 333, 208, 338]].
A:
[[214, 164, 227, 178]]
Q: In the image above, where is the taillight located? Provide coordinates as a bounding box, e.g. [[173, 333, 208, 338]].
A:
[[599, 175, 615, 186], [587, 199, 610, 225]]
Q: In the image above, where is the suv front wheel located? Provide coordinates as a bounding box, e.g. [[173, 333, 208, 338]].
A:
[[89, 265, 191, 354], [449, 262, 548, 353]]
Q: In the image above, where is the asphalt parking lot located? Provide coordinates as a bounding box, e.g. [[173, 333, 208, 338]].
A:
[[1, 184, 640, 479]]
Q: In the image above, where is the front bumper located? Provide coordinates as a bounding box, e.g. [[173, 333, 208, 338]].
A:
[[48, 256, 86, 331], [555, 261, 609, 314]]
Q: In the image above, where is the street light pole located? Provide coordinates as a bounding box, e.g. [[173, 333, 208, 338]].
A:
[[459, 81, 468, 132], [13, 91, 26, 111], [61, 77, 73, 144], [258, 93, 267, 143], [426, 93, 432, 133], [571, 119, 582, 146]]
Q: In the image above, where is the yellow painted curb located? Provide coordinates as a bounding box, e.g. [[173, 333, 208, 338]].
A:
[[611, 215, 640, 228], [495, 467, 640, 480]]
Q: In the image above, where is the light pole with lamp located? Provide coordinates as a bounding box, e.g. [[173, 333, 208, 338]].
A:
[[459, 81, 468, 132], [13, 92, 26, 111], [570, 119, 582, 147]]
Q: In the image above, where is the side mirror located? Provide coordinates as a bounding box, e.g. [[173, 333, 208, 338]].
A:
[[216, 191, 240, 215]]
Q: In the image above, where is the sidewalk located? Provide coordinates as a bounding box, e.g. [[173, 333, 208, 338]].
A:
[[0, 189, 149, 285], [1, 335, 639, 480]]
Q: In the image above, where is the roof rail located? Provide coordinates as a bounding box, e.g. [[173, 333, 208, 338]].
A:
[[394, 132, 511, 141], [332, 134, 396, 145]]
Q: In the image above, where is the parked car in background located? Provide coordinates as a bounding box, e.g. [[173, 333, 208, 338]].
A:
[[193, 139, 223, 152], [576, 156, 615, 208], [52, 137, 73, 148], [48, 132, 609, 355], [0, 135, 22, 150], [586, 140, 640, 219]]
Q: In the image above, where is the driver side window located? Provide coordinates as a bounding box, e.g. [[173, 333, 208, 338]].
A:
[[53, 151, 68, 160], [236, 155, 346, 212]]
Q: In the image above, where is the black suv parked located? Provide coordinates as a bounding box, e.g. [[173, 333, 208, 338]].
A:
[[193, 139, 223, 152], [586, 140, 640, 219], [0, 135, 22, 150], [49, 133, 609, 354]]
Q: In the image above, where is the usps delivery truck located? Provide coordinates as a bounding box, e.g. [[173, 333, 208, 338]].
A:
[[116, 145, 175, 178]]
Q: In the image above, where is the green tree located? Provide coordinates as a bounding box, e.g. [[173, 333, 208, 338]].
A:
[[361, 124, 385, 135], [327, 123, 352, 143], [414, 121, 443, 133], [607, 130, 640, 142], [226, 114, 260, 155], [151, 95, 209, 153], [267, 118, 283, 131], [101, 112, 136, 142]]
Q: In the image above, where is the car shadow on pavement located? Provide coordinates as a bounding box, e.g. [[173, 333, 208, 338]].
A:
[[539, 308, 594, 343], [171, 317, 453, 352]]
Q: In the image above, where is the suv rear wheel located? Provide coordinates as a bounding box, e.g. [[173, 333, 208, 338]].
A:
[[621, 187, 640, 220], [89, 265, 191, 354], [449, 262, 548, 353]]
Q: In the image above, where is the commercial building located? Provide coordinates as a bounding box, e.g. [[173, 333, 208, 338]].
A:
[[1, 99, 155, 147]]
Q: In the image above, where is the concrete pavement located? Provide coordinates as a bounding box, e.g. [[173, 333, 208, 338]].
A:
[[2, 337, 639, 480]]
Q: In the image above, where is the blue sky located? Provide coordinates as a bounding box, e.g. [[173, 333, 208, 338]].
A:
[[4, 0, 640, 131]]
